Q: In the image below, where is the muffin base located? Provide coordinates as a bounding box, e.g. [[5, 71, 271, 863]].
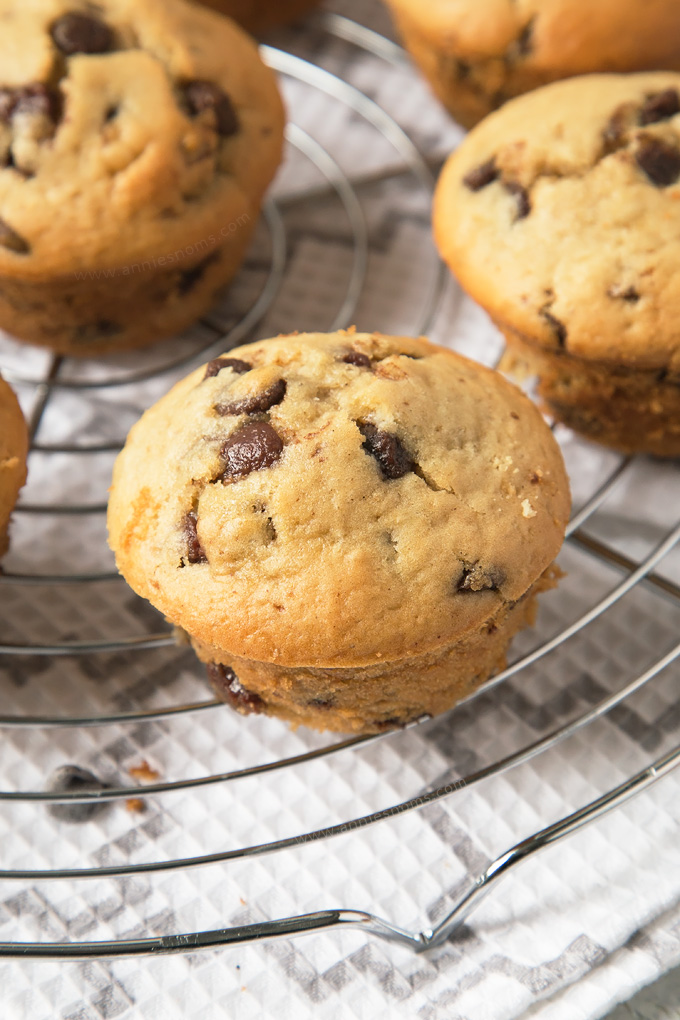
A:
[[194, 567, 560, 734], [0, 218, 260, 357], [500, 328, 680, 458]]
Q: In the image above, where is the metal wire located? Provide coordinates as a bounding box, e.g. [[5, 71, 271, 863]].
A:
[[0, 20, 677, 960]]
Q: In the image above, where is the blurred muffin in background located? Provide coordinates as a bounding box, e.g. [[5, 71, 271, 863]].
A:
[[434, 72, 680, 455], [383, 0, 680, 128], [0, 0, 284, 356], [194, 0, 318, 35], [0, 375, 27, 557]]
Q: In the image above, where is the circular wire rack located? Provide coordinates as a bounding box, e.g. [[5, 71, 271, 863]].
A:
[[0, 16, 678, 961]]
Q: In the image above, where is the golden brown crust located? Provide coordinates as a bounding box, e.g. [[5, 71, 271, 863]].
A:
[[108, 330, 570, 669], [0, 375, 28, 556], [0, 0, 284, 354], [385, 0, 680, 127]]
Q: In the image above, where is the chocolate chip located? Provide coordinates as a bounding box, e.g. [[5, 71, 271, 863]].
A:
[[219, 421, 283, 481], [608, 284, 640, 302], [358, 422, 414, 480], [341, 350, 372, 368], [635, 136, 680, 187], [178, 253, 218, 295], [309, 697, 335, 709], [602, 103, 636, 154], [204, 357, 251, 379], [0, 90, 13, 122], [46, 765, 111, 824], [457, 563, 505, 593], [639, 89, 680, 125], [216, 379, 286, 416], [463, 158, 498, 191], [206, 663, 265, 714], [515, 18, 534, 57], [372, 717, 404, 731], [73, 319, 122, 344], [456, 59, 471, 81], [0, 219, 29, 254], [541, 308, 567, 346], [51, 12, 114, 55], [504, 180, 531, 219], [183, 81, 239, 138], [182, 510, 207, 565], [0, 83, 61, 124]]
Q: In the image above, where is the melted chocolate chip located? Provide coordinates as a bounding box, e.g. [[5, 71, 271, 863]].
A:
[[46, 765, 111, 823], [635, 136, 680, 187], [372, 717, 404, 731], [457, 563, 505, 593], [0, 219, 29, 254], [0, 90, 13, 122], [178, 253, 218, 295], [182, 510, 207, 565], [309, 697, 335, 709], [51, 12, 114, 55], [206, 663, 265, 714], [608, 284, 640, 302], [602, 103, 635, 154], [463, 158, 498, 191], [216, 379, 286, 416], [358, 422, 414, 480], [0, 83, 60, 124], [639, 89, 680, 125], [504, 180, 531, 219], [541, 308, 567, 346], [183, 81, 239, 137], [342, 350, 372, 368], [515, 18, 534, 57], [73, 319, 121, 344], [219, 421, 283, 481], [204, 356, 251, 379]]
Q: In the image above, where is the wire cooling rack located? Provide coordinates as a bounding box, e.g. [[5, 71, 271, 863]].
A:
[[0, 15, 678, 967]]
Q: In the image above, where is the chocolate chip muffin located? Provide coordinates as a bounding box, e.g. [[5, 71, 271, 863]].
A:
[[195, 0, 318, 35], [107, 330, 570, 734], [384, 0, 680, 129], [0, 375, 28, 557], [434, 73, 680, 457], [0, 0, 284, 356]]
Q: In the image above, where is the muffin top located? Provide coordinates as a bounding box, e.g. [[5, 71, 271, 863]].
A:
[[0, 375, 28, 546], [434, 73, 680, 373], [108, 331, 570, 667], [386, 0, 680, 75], [0, 0, 284, 277]]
